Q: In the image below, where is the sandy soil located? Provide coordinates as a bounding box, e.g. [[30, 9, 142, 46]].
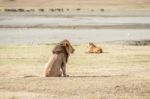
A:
[[0, 44, 150, 99]]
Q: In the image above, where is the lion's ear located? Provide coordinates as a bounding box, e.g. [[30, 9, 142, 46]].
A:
[[63, 41, 68, 47]]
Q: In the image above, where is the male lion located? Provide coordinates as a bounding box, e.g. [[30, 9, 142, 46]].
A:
[[43, 40, 75, 77], [86, 42, 103, 53]]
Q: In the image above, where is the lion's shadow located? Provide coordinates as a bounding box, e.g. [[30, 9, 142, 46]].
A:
[[69, 75, 128, 78], [69, 75, 111, 78], [85, 52, 110, 54], [23, 74, 128, 78]]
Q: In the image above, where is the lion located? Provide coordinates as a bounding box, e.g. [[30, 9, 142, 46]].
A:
[[43, 40, 75, 77], [86, 42, 103, 53]]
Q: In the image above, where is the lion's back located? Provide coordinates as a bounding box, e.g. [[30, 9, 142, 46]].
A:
[[92, 47, 103, 53]]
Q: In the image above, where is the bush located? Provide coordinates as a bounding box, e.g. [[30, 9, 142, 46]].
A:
[[49, 9, 54, 12], [39, 9, 44, 12], [4, 9, 17, 12], [76, 8, 81, 11], [100, 9, 104, 12], [18, 8, 24, 12], [66, 9, 70, 11]]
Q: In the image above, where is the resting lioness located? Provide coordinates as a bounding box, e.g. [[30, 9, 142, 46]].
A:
[[86, 42, 103, 53]]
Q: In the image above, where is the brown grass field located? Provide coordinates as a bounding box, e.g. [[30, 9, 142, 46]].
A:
[[0, 43, 150, 99], [0, 0, 150, 11]]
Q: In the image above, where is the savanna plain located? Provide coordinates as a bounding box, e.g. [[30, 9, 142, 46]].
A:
[[0, 0, 150, 99], [0, 43, 150, 99]]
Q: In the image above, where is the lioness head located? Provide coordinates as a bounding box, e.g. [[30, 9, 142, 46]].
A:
[[61, 40, 75, 55], [88, 42, 96, 48]]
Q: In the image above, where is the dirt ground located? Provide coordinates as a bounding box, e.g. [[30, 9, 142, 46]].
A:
[[0, 43, 150, 99]]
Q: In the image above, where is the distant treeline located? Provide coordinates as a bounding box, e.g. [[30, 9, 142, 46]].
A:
[[0, 8, 105, 12]]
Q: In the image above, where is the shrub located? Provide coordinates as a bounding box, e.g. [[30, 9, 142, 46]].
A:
[[39, 9, 44, 12], [18, 8, 24, 12], [100, 9, 104, 11], [76, 8, 81, 11]]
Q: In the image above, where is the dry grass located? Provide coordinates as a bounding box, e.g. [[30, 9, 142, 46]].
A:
[[0, 0, 150, 10], [0, 43, 150, 99]]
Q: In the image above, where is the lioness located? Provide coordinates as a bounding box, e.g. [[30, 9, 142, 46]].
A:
[[44, 40, 75, 77], [87, 42, 103, 53]]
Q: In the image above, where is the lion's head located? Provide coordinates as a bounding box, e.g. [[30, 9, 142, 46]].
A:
[[61, 39, 75, 55], [52, 40, 75, 62], [88, 42, 96, 47]]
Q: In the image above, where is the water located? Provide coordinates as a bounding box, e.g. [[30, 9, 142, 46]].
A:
[[0, 15, 150, 45], [0, 28, 150, 44], [1, 16, 150, 26]]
